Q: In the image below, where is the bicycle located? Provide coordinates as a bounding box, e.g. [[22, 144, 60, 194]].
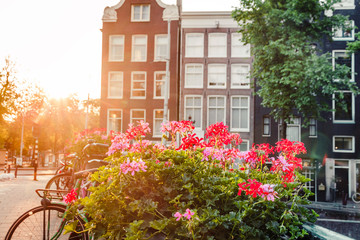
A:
[[5, 164, 108, 240], [352, 192, 360, 203]]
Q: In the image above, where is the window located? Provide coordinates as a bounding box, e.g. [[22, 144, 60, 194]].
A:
[[185, 64, 203, 88], [109, 35, 124, 61], [154, 72, 168, 99], [308, 118, 317, 138], [153, 109, 168, 137], [131, 72, 146, 99], [130, 109, 146, 124], [333, 20, 354, 41], [154, 35, 168, 61], [263, 116, 270, 136], [208, 64, 226, 88], [185, 33, 204, 58], [208, 96, 226, 126], [231, 33, 250, 58], [279, 118, 301, 142], [231, 64, 250, 88], [333, 136, 354, 153], [239, 140, 249, 152], [107, 109, 122, 133], [208, 33, 227, 58], [231, 96, 249, 132], [333, 50, 354, 81], [333, 91, 354, 123], [333, 0, 355, 9], [108, 72, 123, 99], [185, 96, 202, 129], [132, 35, 147, 62], [131, 4, 150, 22]]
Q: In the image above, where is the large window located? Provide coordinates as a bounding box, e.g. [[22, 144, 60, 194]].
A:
[[184, 96, 202, 129], [231, 96, 249, 132], [185, 33, 204, 58], [231, 64, 250, 88], [108, 72, 123, 99], [208, 96, 226, 126], [130, 109, 146, 124], [154, 72, 168, 99], [279, 118, 301, 142], [109, 35, 124, 61], [132, 35, 147, 62], [333, 20, 354, 41], [185, 64, 203, 88], [333, 91, 354, 123], [107, 109, 122, 133], [131, 72, 146, 99], [333, 0, 355, 9], [208, 33, 227, 58], [154, 35, 167, 61], [231, 33, 250, 58], [333, 136, 354, 153], [153, 109, 168, 137], [131, 4, 150, 22], [333, 50, 354, 81], [208, 64, 226, 88]]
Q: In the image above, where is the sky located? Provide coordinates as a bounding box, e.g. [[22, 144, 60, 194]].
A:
[[0, 0, 240, 100]]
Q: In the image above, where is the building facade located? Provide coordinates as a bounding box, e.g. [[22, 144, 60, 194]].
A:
[[180, 12, 254, 150], [100, 0, 180, 140]]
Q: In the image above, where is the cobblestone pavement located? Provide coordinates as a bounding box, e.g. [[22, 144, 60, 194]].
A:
[[0, 175, 52, 239]]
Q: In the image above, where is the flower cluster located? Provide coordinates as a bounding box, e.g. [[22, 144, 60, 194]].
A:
[[126, 120, 151, 141], [174, 209, 195, 221], [63, 188, 78, 204], [178, 133, 206, 150], [238, 180, 278, 201], [205, 122, 242, 148], [120, 159, 147, 176]]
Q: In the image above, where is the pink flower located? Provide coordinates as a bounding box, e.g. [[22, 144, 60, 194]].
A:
[[120, 159, 147, 176], [63, 188, 78, 204], [174, 212, 182, 221], [183, 209, 195, 220]]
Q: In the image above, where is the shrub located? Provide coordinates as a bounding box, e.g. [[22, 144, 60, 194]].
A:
[[66, 121, 317, 239]]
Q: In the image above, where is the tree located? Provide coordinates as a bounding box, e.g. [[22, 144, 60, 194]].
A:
[[232, 0, 359, 139]]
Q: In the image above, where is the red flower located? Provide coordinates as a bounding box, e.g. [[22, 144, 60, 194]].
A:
[[63, 188, 78, 204]]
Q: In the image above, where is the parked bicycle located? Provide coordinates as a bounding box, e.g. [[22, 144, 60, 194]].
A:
[[45, 141, 109, 198], [5, 160, 108, 240], [352, 192, 360, 203]]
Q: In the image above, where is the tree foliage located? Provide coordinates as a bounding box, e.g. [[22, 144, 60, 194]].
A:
[[232, 0, 359, 139]]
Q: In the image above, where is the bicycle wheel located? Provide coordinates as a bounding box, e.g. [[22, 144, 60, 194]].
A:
[[352, 193, 360, 203], [46, 173, 74, 196], [5, 204, 88, 240]]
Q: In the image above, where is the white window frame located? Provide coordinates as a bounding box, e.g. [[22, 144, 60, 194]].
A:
[[184, 64, 203, 88], [130, 109, 146, 124], [109, 35, 124, 62], [185, 33, 204, 58], [231, 64, 250, 89], [131, 71, 146, 99], [131, 4, 150, 22], [333, 20, 355, 41], [231, 33, 251, 58], [108, 72, 123, 99], [238, 139, 249, 152], [230, 96, 250, 132], [107, 109, 122, 134], [184, 95, 203, 129], [153, 109, 169, 138], [333, 0, 355, 10], [207, 95, 226, 127], [332, 91, 355, 124], [263, 116, 271, 137], [208, 33, 227, 58], [332, 50, 355, 82], [131, 35, 147, 62], [278, 118, 301, 142], [208, 64, 227, 88], [154, 34, 168, 61], [153, 71, 169, 99], [309, 118, 317, 138], [333, 136, 355, 153]]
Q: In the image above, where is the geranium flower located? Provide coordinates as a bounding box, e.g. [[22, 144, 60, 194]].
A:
[[174, 212, 182, 221], [183, 209, 195, 220], [63, 188, 78, 204]]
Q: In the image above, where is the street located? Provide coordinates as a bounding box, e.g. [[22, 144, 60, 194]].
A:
[[0, 175, 52, 239]]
